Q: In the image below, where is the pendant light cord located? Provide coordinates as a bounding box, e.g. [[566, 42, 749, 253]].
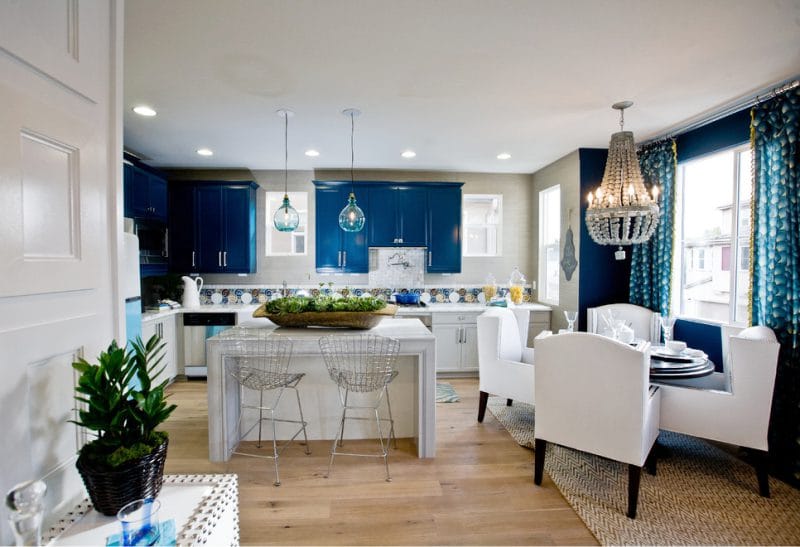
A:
[[350, 111, 355, 195], [284, 111, 289, 196]]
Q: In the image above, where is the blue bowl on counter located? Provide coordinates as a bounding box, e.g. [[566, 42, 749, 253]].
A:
[[393, 292, 420, 305]]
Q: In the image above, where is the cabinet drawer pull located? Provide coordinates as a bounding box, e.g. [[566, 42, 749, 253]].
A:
[[338, 251, 342, 267], [342, 251, 347, 267], [428, 251, 432, 267], [218, 251, 222, 267], [192, 251, 196, 268], [223, 251, 227, 267]]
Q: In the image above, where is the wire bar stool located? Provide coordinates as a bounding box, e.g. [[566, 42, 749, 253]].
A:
[[319, 334, 400, 482], [224, 329, 310, 486]]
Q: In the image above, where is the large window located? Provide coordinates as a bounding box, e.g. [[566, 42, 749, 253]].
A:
[[462, 194, 502, 256], [538, 185, 560, 305], [266, 191, 307, 255], [673, 145, 751, 323]]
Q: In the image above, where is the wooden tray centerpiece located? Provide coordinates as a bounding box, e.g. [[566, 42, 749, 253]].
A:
[[253, 295, 397, 329]]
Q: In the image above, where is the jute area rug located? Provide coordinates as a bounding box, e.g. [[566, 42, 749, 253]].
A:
[[486, 396, 800, 546]]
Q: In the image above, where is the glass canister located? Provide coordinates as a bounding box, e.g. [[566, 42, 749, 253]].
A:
[[508, 267, 526, 305], [482, 273, 497, 303]]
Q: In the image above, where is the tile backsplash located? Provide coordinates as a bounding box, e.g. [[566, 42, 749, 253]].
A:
[[368, 247, 425, 289], [193, 284, 533, 306]]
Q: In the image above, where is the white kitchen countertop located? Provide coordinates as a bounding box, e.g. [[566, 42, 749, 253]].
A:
[[141, 302, 551, 322]]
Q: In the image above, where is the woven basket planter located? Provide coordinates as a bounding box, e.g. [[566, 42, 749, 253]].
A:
[[253, 304, 397, 329], [75, 438, 168, 516]]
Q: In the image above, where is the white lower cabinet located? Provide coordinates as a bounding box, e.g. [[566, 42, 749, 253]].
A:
[[142, 314, 178, 385], [432, 312, 480, 373]]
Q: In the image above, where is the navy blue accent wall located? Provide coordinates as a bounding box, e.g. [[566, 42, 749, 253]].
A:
[[578, 148, 632, 331], [673, 319, 724, 372], [676, 108, 751, 163]]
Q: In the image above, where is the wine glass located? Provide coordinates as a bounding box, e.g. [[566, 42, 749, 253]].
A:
[[659, 315, 677, 346], [564, 311, 578, 332]]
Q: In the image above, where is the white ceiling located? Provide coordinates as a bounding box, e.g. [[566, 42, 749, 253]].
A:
[[124, 0, 800, 174]]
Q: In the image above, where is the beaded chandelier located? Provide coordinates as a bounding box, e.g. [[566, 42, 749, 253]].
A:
[[585, 102, 660, 259]]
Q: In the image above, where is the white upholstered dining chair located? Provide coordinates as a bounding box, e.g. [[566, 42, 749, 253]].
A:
[[476, 307, 535, 422], [587, 303, 661, 343], [657, 325, 780, 496], [533, 332, 660, 519]]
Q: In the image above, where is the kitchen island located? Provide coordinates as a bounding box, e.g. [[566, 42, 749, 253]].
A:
[[206, 317, 436, 461]]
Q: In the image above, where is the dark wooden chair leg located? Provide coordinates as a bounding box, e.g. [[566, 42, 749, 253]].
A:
[[754, 449, 770, 497], [534, 439, 546, 485], [645, 445, 657, 476], [506, 398, 513, 406], [627, 464, 642, 519], [477, 391, 489, 423]]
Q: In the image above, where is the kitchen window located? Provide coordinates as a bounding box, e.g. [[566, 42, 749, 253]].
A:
[[266, 191, 307, 255], [538, 185, 560, 305], [462, 194, 502, 256], [672, 145, 752, 324]]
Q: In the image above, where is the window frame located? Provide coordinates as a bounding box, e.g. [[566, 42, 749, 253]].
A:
[[538, 185, 560, 306], [462, 193, 503, 257], [672, 144, 751, 325], [265, 191, 308, 256]]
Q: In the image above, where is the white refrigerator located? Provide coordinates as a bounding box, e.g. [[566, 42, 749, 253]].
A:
[[122, 232, 142, 348]]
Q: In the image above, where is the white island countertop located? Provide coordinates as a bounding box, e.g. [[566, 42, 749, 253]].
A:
[[206, 318, 437, 461]]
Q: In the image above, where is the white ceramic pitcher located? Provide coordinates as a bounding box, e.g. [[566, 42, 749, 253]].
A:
[[181, 276, 203, 308]]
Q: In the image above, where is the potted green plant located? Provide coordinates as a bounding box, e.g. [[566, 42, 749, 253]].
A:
[[71, 335, 177, 516]]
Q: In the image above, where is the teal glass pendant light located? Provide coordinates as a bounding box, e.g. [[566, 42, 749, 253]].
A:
[[338, 108, 365, 232], [273, 109, 300, 232]]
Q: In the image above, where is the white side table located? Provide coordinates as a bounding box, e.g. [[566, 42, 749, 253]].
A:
[[43, 474, 238, 546]]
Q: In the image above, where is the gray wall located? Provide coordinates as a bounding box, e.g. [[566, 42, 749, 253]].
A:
[[530, 151, 580, 331], [169, 168, 536, 288]]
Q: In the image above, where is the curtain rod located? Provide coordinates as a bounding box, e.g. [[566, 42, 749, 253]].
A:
[[639, 76, 800, 147]]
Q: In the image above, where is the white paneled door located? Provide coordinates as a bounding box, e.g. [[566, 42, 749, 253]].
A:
[[0, 2, 122, 543]]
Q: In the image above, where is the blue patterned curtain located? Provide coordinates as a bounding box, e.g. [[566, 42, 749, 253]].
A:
[[629, 140, 677, 315], [750, 87, 800, 484]]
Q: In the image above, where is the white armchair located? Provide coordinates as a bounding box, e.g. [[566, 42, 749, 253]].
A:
[[587, 303, 661, 343], [476, 307, 535, 423], [657, 325, 780, 496], [533, 332, 661, 519]]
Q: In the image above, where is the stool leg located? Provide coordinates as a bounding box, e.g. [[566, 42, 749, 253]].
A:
[[338, 389, 349, 448], [270, 406, 281, 486], [293, 385, 311, 455], [326, 405, 347, 479], [231, 384, 246, 458], [384, 385, 397, 449], [257, 390, 264, 448], [374, 406, 391, 482]]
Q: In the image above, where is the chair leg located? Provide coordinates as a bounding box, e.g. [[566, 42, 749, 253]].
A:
[[506, 398, 513, 406], [477, 391, 489, 422], [326, 405, 347, 479], [257, 390, 264, 448], [645, 444, 658, 476], [293, 386, 311, 455], [534, 439, 546, 485], [384, 385, 397, 449], [270, 407, 281, 486], [374, 407, 391, 482], [338, 389, 349, 448], [627, 464, 642, 519], [753, 449, 770, 497]]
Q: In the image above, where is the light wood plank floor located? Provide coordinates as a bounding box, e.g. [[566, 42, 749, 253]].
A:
[[163, 377, 597, 545]]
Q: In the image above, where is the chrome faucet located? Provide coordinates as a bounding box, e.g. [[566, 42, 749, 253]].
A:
[[282, 280, 288, 297]]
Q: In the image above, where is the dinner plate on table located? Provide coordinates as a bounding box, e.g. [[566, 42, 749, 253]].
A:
[[650, 346, 707, 364]]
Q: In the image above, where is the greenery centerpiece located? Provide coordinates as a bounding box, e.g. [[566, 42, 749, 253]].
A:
[[253, 293, 396, 329], [71, 335, 176, 515]]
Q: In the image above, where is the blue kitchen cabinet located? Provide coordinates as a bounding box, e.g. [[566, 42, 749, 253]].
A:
[[314, 183, 369, 273], [124, 159, 168, 221], [168, 182, 197, 272], [367, 185, 427, 246], [426, 185, 462, 273], [169, 181, 257, 274]]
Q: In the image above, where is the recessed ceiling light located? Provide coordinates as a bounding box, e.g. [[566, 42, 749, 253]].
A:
[[132, 105, 157, 117], [401, 150, 417, 158], [196, 148, 213, 156], [305, 149, 320, 157], [497, 153, 511, 160]]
